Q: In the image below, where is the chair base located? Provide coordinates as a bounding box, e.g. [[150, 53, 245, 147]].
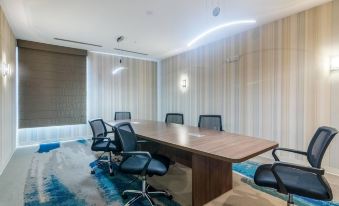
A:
[[91, 151, 118, 176], [122, 176, 172, 206], [287, 194, 294, 206]]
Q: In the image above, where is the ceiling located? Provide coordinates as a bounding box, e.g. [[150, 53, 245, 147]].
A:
[[0, 0, 331, 60]]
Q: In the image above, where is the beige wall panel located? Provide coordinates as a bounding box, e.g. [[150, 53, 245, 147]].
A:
[[0, 6, 16, 175], [330, 0, 339, 169], [87, 52, 157, 121], [159, 2, 339, 171]]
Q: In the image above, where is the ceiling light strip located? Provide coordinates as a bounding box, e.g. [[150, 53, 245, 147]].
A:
[[114, 48, 148, 56], [187, 20, 256, 47], [54, 38, 102, 47]]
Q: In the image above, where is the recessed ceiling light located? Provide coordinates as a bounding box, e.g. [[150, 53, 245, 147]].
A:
[[146, 10, 154, 16], [187, 20, 256, 47]]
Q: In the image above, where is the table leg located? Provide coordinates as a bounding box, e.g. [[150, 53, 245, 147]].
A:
[[192, 154, 232, 206]]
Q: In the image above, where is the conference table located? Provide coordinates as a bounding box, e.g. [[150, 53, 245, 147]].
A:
[[108, 120, 278, 206]]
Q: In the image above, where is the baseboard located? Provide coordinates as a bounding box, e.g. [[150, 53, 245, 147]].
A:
[[0, 148, 15, 176], [16, 136, 92, 148]]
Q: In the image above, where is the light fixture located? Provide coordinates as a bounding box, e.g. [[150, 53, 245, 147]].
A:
[[330, 56, 339, 71], [182, 79, 187, 88], [112, 59, 127, 75], [179, 74, 189, 92], [187, 20, 256, 47], [2, 63, 10, 77], [112, 35, 127, 75]]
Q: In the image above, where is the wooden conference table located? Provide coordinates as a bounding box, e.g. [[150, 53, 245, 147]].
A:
[[108, 120, 278, 206]]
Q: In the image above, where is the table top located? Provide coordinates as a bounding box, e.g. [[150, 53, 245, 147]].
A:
[[108, 120, 278, 163]]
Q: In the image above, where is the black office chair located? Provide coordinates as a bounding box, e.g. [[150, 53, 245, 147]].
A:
[[198, 115, 223, 131], [254, 126, 338, 205], [89, 119, 119, 176], [114, 122, 172, 206], [165, 113, 184, 125], [114, 112, 131, 121]]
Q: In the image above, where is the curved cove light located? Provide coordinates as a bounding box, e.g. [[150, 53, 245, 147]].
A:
[[112, 66, 127, 75], [187, 20, 256, 47]]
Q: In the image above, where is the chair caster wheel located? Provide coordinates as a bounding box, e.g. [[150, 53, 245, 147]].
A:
[[90, 170, 95, 175], [109, 167, 115, 176]]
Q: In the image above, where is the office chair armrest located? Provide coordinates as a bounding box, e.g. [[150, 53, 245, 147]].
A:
[[92, 137, 111, 141], [137, 140, 150, 144], [92, 137, 114, 150], [121, 151, 152, 175], [272, 148, 307, 161], [271, 161, 325, 194], [104, 121, 115, 133], [272, 161, 324, 175], [121, 151, 152, 159]]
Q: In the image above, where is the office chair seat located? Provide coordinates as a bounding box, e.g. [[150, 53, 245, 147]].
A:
[[120, 155, 169, 176], [91, 140, 117, 152], [254, 164, 331, 200]]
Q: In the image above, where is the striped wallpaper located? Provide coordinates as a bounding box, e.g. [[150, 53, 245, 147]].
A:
[[87, 52, 158, 121], [0, 6, 17, 175], [159, 2, 339, 171]]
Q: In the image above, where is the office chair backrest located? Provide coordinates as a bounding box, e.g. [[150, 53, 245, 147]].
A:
[[114, 122, 137, 152], [89, 119, 107, 138], [114, 112, 131, 121], [165, 113, 184, 125], [307, 126, 338, 168], [198, 115, 223, 131]]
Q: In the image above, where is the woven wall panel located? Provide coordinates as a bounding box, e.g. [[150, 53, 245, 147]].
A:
[[18, 41, 87, 128]]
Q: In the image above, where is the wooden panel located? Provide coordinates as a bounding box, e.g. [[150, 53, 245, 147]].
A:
[[0, 6, 17, 175], [18, 45, 87, 128], [140, 141, 192, 167], [192, 154, 232, 206], [159, 2, 339, 171]]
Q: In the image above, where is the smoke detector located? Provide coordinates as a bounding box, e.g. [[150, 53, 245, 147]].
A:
[[213, 7, 220, 17]]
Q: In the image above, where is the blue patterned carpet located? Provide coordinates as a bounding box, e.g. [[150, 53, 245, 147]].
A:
[[24, 140, 180, 206], [23, 140, 339, 206]]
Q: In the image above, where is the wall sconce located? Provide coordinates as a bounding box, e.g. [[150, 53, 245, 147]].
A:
[[182, 79, 187, 88], [330, 56, 339, 71], [179, 74, 189, 92], [2, 63, 10, 77]]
